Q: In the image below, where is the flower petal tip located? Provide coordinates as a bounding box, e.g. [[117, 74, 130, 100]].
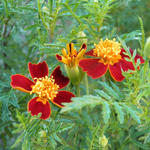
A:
[[51, 66, 69, 89], [81, 43, 87, 50], [52, 91, 75, 108], [56, 54, 62, 61], [28, 61, 49, 80], [28, 97, 51, 120], [10, 74, 34, 93]]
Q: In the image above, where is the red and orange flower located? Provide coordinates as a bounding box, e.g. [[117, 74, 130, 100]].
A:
[[56, 43, 87, 85], [56, 43, 87, 68], [79, 39, 144, 81], [10, 61, 75, 120]]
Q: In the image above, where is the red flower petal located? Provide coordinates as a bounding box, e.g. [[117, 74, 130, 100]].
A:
[[109, 62, 125, 82], [120, 59, 135, 71], [50, 66, 69, 89], [120, 48, 128, 59], [130, 49, 144, 64], [109, 59, 135, 82], [51, 91, 75, 108], [79, 43, 87, 52], [10, 74, 35, 93], [79, 59, 108, 79], [56, 54, 62, 61], [28, 61, 49, 81], [121, 48, 144, 64], [28, 97, 51, 120], [86, 49, 95, 56]]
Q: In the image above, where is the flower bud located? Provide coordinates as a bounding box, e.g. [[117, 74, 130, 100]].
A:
[[56, 43, 87, 85], [42, 6, 49, 15], [77, 31, 87, 44], [144, 37, 150, 59], [99, 135, 108, 148], [65, 65, 84, 85], [39, 130, 47, 143], [39, 130, 47, 138]]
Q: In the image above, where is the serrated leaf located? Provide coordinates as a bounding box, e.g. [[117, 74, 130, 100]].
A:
[[2, 101, 9, 121], [9, 91, 19, 108], [144, 133, 150, 144], [110, 81, 124, 100], [0, 81, 10, 87], [11, 132, 24, 148], [0, 121, 12, 129], [95, 89, 111, 100], [132, 139, 149, 149], [122, 104, 141, 124], [53, 133, 62, 143], [113, 102, 124, 124], [98, 81, 120, 100], [136, 58, 141, 67], [50, 135, 57, 149], [58, 123, 74, 133], [102, 101, 111, 124], [132, 49, 137, 59], [60, 95, 101, 113]]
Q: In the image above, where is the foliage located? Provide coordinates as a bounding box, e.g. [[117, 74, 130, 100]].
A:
[[0, 0, 150, 149]]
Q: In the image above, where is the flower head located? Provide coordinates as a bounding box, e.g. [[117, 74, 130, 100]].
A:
[[79, 39, 144, 81], [56, 43, 87, 85], [11, 61, 75, 120], [93, 39, 121, 65], [56, 43, 87, 67], [30, 76, 59, 101]]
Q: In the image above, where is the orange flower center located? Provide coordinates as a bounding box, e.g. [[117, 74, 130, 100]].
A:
[[30, 76, 59, 104], [93, 39, 121, 65], [60, 43, 86, 67]]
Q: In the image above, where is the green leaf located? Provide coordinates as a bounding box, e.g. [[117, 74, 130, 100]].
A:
[[1, 101, 9, 121], [9, 90, 19, 108], [144, 133, 150, 144], [138, 16, 145, 52], [98, 81, 120, 100], [60, 95, 101, 113], [110, 81, 124, 100], [0, 80, 10, 87], [113, 102, 124, 124], [95, 89, 111, 100], [11, 132, 24, 148], [102, 101, 111, 124], [122, 104, 141, 124], [132, 49, 137, 59]]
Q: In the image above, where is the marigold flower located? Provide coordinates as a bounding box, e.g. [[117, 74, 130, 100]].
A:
[[10, 61, 75, 120], [79, 39, 144, 81], [56, 43, 87, 67], [56, 43, 87, 85]]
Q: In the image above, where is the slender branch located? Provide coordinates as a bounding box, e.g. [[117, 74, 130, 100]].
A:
[[85, 74, 89, 95], [76, 84, 80, 97]]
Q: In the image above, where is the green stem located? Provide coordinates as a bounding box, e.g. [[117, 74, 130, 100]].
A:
[[76, 84, 80, 97], [89, 124, 100, 150], [85, 74, 89, 95], [102, 75, 105, 82], [38, 0, 48, 31], [54, 108, 61, 120]]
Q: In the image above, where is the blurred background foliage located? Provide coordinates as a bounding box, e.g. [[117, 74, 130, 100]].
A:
[[0, 0, 150, 149]]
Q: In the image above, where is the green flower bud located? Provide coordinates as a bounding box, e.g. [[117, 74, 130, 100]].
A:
[[144, 37, 150, 59], [65, 65, 84, 85], [39, 130, 47, 138], [77, 31, 87, 44], [99, 135, 108, 148], [56, 43, 87, 85]]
